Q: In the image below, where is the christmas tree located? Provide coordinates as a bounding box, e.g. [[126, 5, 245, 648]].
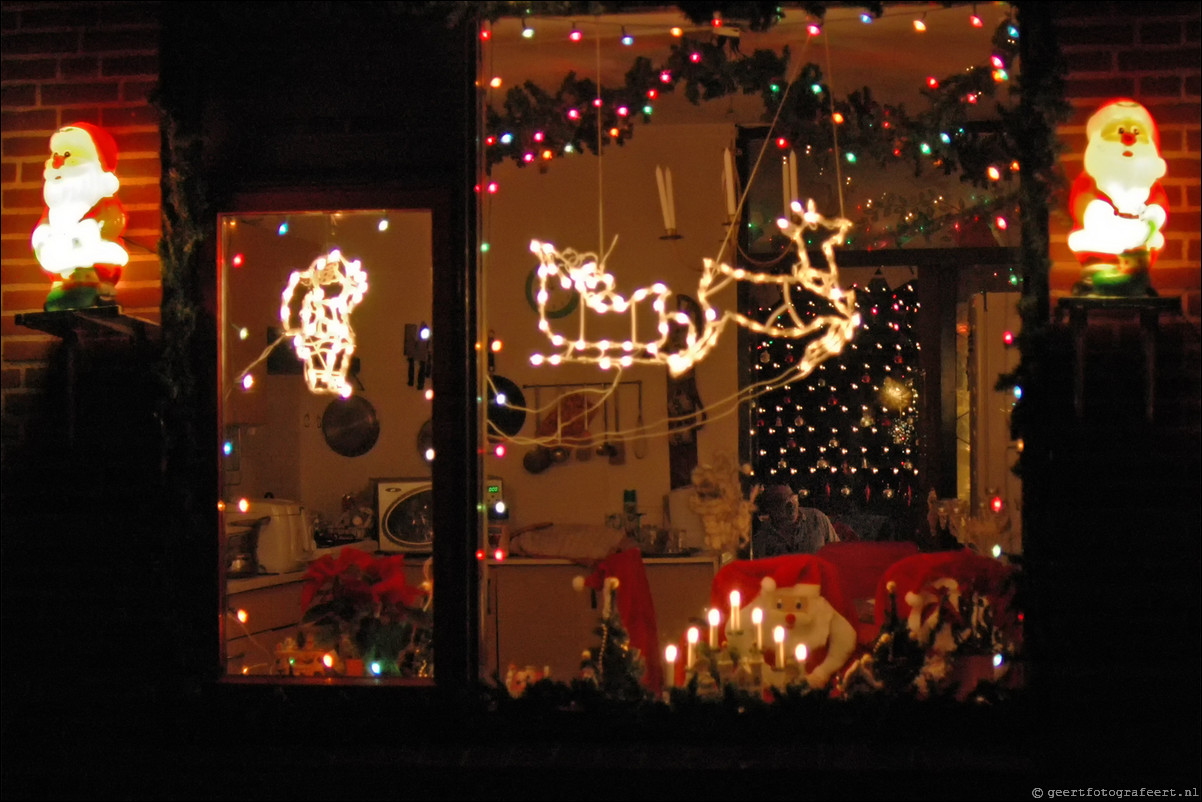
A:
[[579, 578, 648, 703], [749, 271, 921, 518]]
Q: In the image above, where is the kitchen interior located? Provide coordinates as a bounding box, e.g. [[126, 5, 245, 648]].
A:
[[218, 4, 1023, 683]]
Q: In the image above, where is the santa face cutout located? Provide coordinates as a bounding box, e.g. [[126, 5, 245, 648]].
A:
[[31, 122, 128, 311], [756, 576, 856, 689], [1068, 100, 1169, 297]]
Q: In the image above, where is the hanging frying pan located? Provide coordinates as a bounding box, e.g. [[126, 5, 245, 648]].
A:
[[487, 375, 527, 438], [321, 395, 380, 457]]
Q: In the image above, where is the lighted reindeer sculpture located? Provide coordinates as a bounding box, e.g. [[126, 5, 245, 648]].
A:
[[528, 200, 859, 381]]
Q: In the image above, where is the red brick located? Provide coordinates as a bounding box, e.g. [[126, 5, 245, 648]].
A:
[[1, 10, 17, 32], [1188, 185, 1201, 207], [1187, 129, 1201, 152], [112, 183, 160, 205], [1065, 49, 1113, 73], [1151, 265, 1201, 292], [22, 366, 48, 388], [0, 368, 19, 389], [1157, 129, 1185, 153], [1056, 24, 1138, 47], [113, 284, 161, 309], [1140, 75, 1183, 98], [19, 160, 48, 182], [1152, 238, 1184, 261], [2, 186, 42, 209], [61, 55, 102, 79], [0, 108, 57, 132], [1, 84, 37, 107], [57, 107, 101, 126], [0, 212, 38, 236], [1065, 76, 1136, 99], [0, 262, 44, 283], [118, 258, 163, 284], [20, 6, 101, 30], [100, 3, 161, 28], [81, 30, 157, 54], [0, 58, 58, 81], [1118, 48, 1201, 72], [2, 31, 80, 56], [1168, 207, 1201, 232], [1, 337, 56, 362], [115, 155, 160, 179], [101, 105, 157, 128], [101, 53, 158, 77], [124, 208, 160, 231], [111, 130, 159, 154], [121, 79, 157, 103], [1188, 19, 1200, 44], [1, 162, 15, 183], [1187, 75, 1201, 97], [1164, 155, 1201, 177], [1139, 21, 1184, 46], [40, 80, 120, 106], [1186, 290, 1200, 319], [0, 136, 47, 159], [1141, 101, 1202, 125]]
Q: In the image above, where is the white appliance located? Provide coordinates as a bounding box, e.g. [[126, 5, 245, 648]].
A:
[[375, 478, 434, 553], [226, 498, 316, 574]]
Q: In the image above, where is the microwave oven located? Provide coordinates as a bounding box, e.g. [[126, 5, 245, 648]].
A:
[[375, 478, 433, 553]]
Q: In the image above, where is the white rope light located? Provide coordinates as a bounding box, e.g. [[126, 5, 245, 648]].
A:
[[279, 249, 369, 397], [528, 199, 858, 379]]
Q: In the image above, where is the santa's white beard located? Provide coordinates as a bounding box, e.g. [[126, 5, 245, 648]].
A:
[[1084, 141, 1166, 214], [43, 163, 118, 227]]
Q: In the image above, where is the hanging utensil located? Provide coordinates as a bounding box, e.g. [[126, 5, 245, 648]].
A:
[[633, 380, 648, 460], [524, 387, 552, 474], [595, 396, 613, 457], [609, 390, 626, 466], [549, 388, 570, 462]]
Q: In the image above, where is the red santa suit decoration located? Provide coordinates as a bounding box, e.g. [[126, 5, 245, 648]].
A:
[[30, 122, 128, 311], [1067, 99, 1168, 296]]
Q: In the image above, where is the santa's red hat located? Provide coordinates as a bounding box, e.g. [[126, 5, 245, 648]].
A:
[[59, 122, 120, 173], [580, 547, 663, 695], [1085, 99, 1160, 149], [709, 554, 858, 636]]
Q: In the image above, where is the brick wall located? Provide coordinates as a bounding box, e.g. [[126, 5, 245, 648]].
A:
[[0, 1, 161, 456], [1049, 2, 1202, 318]]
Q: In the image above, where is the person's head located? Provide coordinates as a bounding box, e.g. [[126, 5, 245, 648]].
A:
[[759, 485, 798, 526]]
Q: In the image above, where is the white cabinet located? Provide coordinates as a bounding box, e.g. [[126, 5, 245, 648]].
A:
[[482, 555, 718, 683]]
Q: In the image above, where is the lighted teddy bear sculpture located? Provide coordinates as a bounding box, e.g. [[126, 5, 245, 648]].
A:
[[1067, 99, 1169, 297], [31, 122, 128, 312], [756, 574, 857, 690]]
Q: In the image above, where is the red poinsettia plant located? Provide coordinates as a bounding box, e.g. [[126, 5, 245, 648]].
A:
[[298, 546, 432, 676]]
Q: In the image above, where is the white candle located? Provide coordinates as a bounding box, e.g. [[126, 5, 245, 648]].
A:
[[723, 148, 737, 218], [795, 643, 807, 665], [664, 644, 677, 688], [707, 607, 720, 649], [665, 167, 676, 230], [789, 149, 800, 205], [774, 625, 785, 668], [686, 626, 699, 668], [752, 607, 763, 650], [656, 166, 671, 231], [729, 589, 741, 632]]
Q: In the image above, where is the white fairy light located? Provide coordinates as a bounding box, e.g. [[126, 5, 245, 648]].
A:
[[528, 199, 857, 378], [279, 249, 369, 396]]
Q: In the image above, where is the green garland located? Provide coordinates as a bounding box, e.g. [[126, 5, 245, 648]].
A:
[[484, 15, 1023, 244]]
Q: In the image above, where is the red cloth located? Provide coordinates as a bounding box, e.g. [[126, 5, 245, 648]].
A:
[[708, 555, 858, 648], [583, 548, 663, 695], [873, 550, 1020, 632], [816, 541, 919, 601]]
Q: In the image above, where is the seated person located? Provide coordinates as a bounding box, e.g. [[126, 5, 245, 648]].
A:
[[749, 485, 839, 559]]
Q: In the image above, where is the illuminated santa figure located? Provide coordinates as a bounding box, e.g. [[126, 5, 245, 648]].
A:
[[1067, 99, 1168, 296], [30, 122, 128, 311]]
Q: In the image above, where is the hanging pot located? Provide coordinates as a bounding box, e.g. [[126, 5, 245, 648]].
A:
[[487, 375, 527, 439], [321, 395, 380, 458]]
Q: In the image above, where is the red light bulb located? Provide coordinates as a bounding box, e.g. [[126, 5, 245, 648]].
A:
[[775, 137, 788, 149], [990, 496, 1004, 514], [1002, 330, 1014, 345]]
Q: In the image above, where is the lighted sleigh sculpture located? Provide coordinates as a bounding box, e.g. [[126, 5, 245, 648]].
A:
[[528, 200, 859, 379]]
